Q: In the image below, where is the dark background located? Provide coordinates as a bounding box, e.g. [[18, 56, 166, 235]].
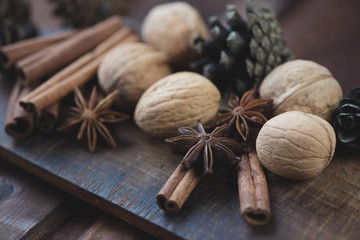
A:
[[29, 0, 360, 94], [1, 0, 359, 239]]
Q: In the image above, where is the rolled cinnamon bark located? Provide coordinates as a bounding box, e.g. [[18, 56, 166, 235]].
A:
[[37, 103, 59, 134], [5, 80, 35, 139], [16, 41, 61, 69], [237, 150, 271, 226], [156, 164, 203, 213], [17, 16, 123, 86], [0, 30, 75, 68], [21, 27, 134, 106], [20, 32, 139, 112]]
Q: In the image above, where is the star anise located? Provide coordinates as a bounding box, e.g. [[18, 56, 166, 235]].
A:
[[57, 86, 129, 152], [212, 86, 273, 141], [165, 120, 243, 175]]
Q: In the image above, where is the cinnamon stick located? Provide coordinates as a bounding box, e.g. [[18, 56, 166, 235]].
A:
[[237, 149, 271, 226], [5, 80, 35, 139], [21, 27, 134, 107], [156, 164, 203, 213], [17, 16, 123, 86], [0, 30, 75, 68], [37, 103, 59, 134], [16, 41, 62, 69], [20, 31, 139, 112]]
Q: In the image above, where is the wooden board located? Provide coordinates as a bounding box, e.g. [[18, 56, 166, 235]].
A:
[[0, 159, 68, 240], [0, 159, 155, 239], [1, 76, 360, 240], [1, 0, 360, 239]]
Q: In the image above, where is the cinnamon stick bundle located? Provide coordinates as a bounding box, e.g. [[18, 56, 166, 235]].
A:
[[16, 41, 61, 69], [0, 30, 75, 68], [17, 16, 123, 86], [157, 164, 203, 213], [37, 103, 59, 134], [5, 80, 35, 139], [20, 28, 139, 113], [237, 149, 271, 226]]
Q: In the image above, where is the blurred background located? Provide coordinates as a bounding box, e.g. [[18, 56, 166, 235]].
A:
[[20, 0, 359, 94], [0, 1, 359, 239], [1, 0, 356, 93]]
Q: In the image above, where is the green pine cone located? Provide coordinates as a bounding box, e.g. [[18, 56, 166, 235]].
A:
[[245, 1, 293, 83]]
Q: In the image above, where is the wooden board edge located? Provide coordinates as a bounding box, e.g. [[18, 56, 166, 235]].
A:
[[0, 146, 183, 240]]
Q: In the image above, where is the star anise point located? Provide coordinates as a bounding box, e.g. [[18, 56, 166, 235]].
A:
[[58, 86, 129, 152], [166, 120, 242, 175], [213, 86, 272, 141]]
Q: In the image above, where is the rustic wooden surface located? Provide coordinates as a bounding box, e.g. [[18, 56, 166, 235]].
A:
[[0, 160, 156, 240], [1, 0, 360, 239], [0, 160, 65, 239]]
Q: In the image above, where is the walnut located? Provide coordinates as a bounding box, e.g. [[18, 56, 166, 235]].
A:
[[98, 42, 171, 112], [134, 72, 221, 138], [141, 1, 210, 68], [259, 60, 343, 121], [256, 111, 336, 180]]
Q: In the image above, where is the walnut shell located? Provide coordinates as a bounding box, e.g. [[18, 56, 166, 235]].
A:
[[256, 111, 336, 180], [259, 60, 343, 121], [98, 42, 172, 112], [134, 72, 221, 138], [141, 1, 209, 68]]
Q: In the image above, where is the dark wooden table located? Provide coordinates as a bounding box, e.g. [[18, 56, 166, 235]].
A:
[[1, 0, 359, 239], [0, 159, 156, 240]]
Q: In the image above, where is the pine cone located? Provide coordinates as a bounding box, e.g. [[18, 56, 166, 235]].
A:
[[191, 5, 251, 95], [245, 1, 293, 82], [191, 2, 292, 96], [333, 86, 360, 154], [0, 0, 37, 46], [0, 0, 30, 24], [0, 20, 37, 46], [50, 0, 131, 28]]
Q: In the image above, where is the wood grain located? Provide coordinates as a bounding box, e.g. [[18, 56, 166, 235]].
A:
[[0, 160, 66, 240], [44, 201, 101, 240], [0, 159, 156, 240], [1, 75, 359, 240], [1, 0, 360, 239], [79, 214, 157, 240]]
